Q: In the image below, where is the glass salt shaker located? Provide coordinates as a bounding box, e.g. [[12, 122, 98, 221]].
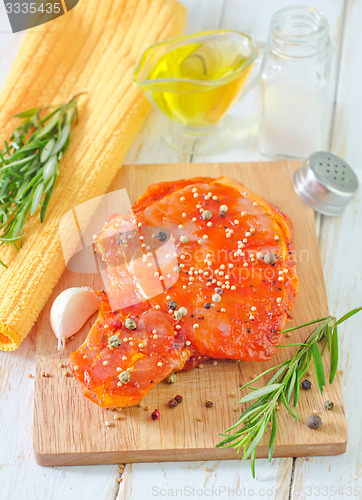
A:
[[259, 6, 333, 159]]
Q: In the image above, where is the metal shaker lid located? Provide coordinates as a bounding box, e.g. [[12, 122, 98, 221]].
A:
[[293, 151, 358, 216]]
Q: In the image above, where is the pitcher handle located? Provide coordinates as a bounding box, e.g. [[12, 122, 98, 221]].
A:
[[236, 41, 265, 102]]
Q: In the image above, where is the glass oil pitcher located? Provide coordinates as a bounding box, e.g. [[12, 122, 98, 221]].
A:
[[133, 30, 259, 154]]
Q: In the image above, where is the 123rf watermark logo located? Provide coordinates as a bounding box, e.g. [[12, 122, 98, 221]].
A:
[[3, 0, 80, 32], [151, 486, 276, 497]]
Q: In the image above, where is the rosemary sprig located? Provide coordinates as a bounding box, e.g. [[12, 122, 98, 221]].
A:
[[216, 307, 362, 477], [0, 95, 81, 267]]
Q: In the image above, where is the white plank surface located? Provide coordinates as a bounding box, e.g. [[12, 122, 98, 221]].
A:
[[291, 0, 362, 498], [0, 0, 361, 499]]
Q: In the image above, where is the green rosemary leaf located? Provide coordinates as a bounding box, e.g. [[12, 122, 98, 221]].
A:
[[14, 107, 40, 118], [299, 350, 312, 375], [279, 317, 330, 334], [239, 384, 283, 404], [0, 178, 10, 198], [218, 309, 361, 478], [268, 364, 289, 385], [286, 370, 296, 403], [0, 96, 81, 263], [268, 408, 277, 462], [216, 423, 259, 448], [275, 343, 308, 347], [244, 419, 268, 459], [235, 433, 255, 454], [40, 178, 56, 223], [0, 153, 38, 170], [239, 361, 288, 391], [329, 326, 339, 384], [0, 234, 23, 242], [225, 403, 269, 432], [280, 391, 298, 421], [334, 307, 362, 326], [40, 138, 56, 164], [33, 114, 60, 140], [294, 369, 301, 407], [52, 123, 70, 156], [30, 182, 44, 216], [324, 324, 332, 352], [251, 449, 256, 478], [311, 342, 326, 393], [43, 156, 58, 181]]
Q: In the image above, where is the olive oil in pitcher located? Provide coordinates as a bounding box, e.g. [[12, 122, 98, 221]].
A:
[[134, 31, 257, 130]]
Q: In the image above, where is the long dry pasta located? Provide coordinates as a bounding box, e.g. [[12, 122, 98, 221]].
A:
[[0, 0, 185, 350]]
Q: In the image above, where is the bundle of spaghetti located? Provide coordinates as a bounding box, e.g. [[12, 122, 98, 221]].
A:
[[0, 0, 185, 350]]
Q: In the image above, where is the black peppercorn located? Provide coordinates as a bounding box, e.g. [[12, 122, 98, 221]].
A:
[[205, 400, 213, 408], [167, 300, 177, 310], [204, 302, 211, 309], [302, 379, 312, 390], [157, 231, 167, 242]]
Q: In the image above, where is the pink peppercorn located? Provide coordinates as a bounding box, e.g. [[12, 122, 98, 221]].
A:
[[113, 319, 122, 330], [151, 409, 160, 420]]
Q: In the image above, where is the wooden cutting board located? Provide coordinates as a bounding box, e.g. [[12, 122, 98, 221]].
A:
[[34, 161, 347, 466]]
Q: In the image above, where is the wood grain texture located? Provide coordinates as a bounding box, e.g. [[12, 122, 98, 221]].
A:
[[34, 161, 347, 466]]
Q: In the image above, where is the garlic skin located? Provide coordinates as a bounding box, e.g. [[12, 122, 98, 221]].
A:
[[50, 287, 100, 351]]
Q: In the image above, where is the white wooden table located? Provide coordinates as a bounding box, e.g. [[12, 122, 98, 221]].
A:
[[0, 1, 361, 499]]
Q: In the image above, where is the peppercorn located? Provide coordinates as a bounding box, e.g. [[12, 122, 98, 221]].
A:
[[168, 398, 178, 408], [324, 400, 334, 410], [108, 335, 122, 348], [302, 379, 312, 390], [174, 395, 183, 404], [205, 400, 213, 408], [306, 414, 322, 429], [204, 302, 211, 309], [178, 307, 187, 316], [264, 252, 276, 265], [172, 310, 183, 321], [125, 318, 137, 330], [201, 210, 212, 221], [167, 300, 177, 310], [256, 251, 264, 261], [118, 371, 131, 384], [112, 319, 122, 330], [167, 373, 177, 384], [157, 231, 167, 242], [151, 409, 160, 420]]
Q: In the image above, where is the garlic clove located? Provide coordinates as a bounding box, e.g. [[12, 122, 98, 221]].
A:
[[50, 287, 100, 351]]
